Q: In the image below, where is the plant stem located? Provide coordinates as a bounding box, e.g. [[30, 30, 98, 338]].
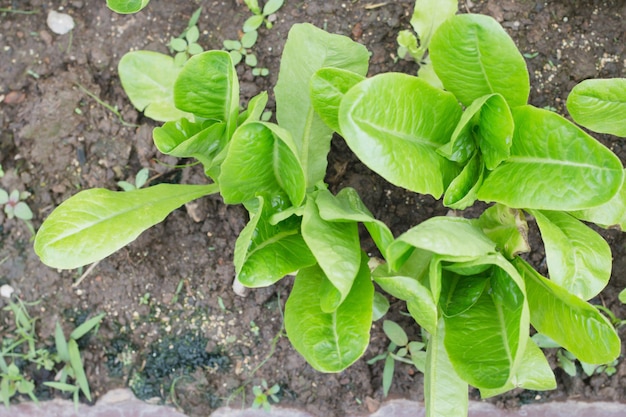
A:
[[0, 8, 39, 14], [74, 83, 139, 128]]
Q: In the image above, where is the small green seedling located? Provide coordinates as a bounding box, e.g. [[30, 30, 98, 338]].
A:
[[117, 168, 150, 191], [0, 362, 38, 407], [45, 313, 105, 405], [0, 189, 32, 221], [249, 320, 260, 337], [252, 67, 269, 77], [0, 188, 35, 235], [367, 320, 426, 396], [242, 0, 283, 32], [1, 294, 104, 408], [138, 292, 151, 305], [251, 379, 280, 412], [223, 30, 259, 67], [169, 7, 203, 67], [620, 289, 626, 304]]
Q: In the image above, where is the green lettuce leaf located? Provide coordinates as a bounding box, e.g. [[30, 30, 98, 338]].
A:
[[35, 184, 218, 269], [174, 51, 239, 137], [219, 122, 305, 206], [234, 197, 316, 287], [275, 23, 369, 188], [425, 319, 468, 417], [514, 258, 620, 364], [430, 14, 530, 107], [285, 258, 373, 372], [302, 193, 361, 312], [529, 210, 611, 300], [566, 78, 626, 137], [339, 73, 462, 198], [478, 105, 624, 210], [118, 51, 190, 122]]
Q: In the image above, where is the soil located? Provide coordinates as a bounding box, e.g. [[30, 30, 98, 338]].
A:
[[1, 1, 625, 417]]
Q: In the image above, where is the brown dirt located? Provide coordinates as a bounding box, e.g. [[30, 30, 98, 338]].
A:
[[1, 1, 625, 417]]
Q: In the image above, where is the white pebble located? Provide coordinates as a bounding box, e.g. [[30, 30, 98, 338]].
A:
[[47, 10, 75, 35], [0, 284, 15, 299]]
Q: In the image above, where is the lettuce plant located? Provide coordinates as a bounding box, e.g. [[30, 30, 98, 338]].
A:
[[310, 12, 625, 415], [33, 10, 626, 417]]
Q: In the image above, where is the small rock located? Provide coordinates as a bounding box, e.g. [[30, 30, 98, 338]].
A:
[[39, 30, 53, 46], [352, 22, 363, 40], [0, 284, 15, 299], [3, 91, 26, 104], [47, 10, 75, 35], [365, 396, 381, 413], [185, 201, 204, 222]]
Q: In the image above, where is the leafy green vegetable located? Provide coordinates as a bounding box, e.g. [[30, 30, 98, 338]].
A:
[[430, 14, 529, 107], [438, 93, 513, 169], [34, 12, 626, 417], [310, 68, 365, 133], [35, 184, 218, 270], [315, 187, 394, 260], [442, 152, 484, 209], [118, 51, 191, 122], [570, 170, 626, 230], [339, 73, 462, 198], [529, 210, 611, 300], [409, 0, 458, 58], [153, 119, 226, 177], [233, 197, 315, 288], [477, 204, 529, 259], [275, 23, 369, 187], [566, 78, 626, 137], [478, 105, 624, 210], [386, 217, 496, 270], [424, 319, 468, 417], [285, 257, 373, 372], [514, 258, 620, 364], [374, 258, 438, 334], [219, 122, 305, 206], [443, 266, 527, 389], [302, 192, 361, 312], [480, 337, 556, 398], [174, 51, 239, 138]]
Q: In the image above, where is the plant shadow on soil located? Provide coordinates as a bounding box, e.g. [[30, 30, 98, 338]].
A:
[[1, 1, 625, 416]]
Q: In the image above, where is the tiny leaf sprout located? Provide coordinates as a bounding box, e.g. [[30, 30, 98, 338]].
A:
[[252, 379, 280, 411]]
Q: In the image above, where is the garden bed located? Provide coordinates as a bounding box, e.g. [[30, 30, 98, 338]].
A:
[[1, 1, 625, 416]]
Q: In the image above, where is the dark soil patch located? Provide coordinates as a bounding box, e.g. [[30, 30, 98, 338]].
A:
[[1, 1, 625, 416]]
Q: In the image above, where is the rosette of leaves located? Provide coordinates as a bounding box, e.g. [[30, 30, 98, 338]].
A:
[[311, 10, 624, 416], [35, 24, 378, 375]]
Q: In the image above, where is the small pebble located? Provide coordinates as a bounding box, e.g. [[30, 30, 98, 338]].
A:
[[0, 284, 15, 299], [47, 10, 75, 35]]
